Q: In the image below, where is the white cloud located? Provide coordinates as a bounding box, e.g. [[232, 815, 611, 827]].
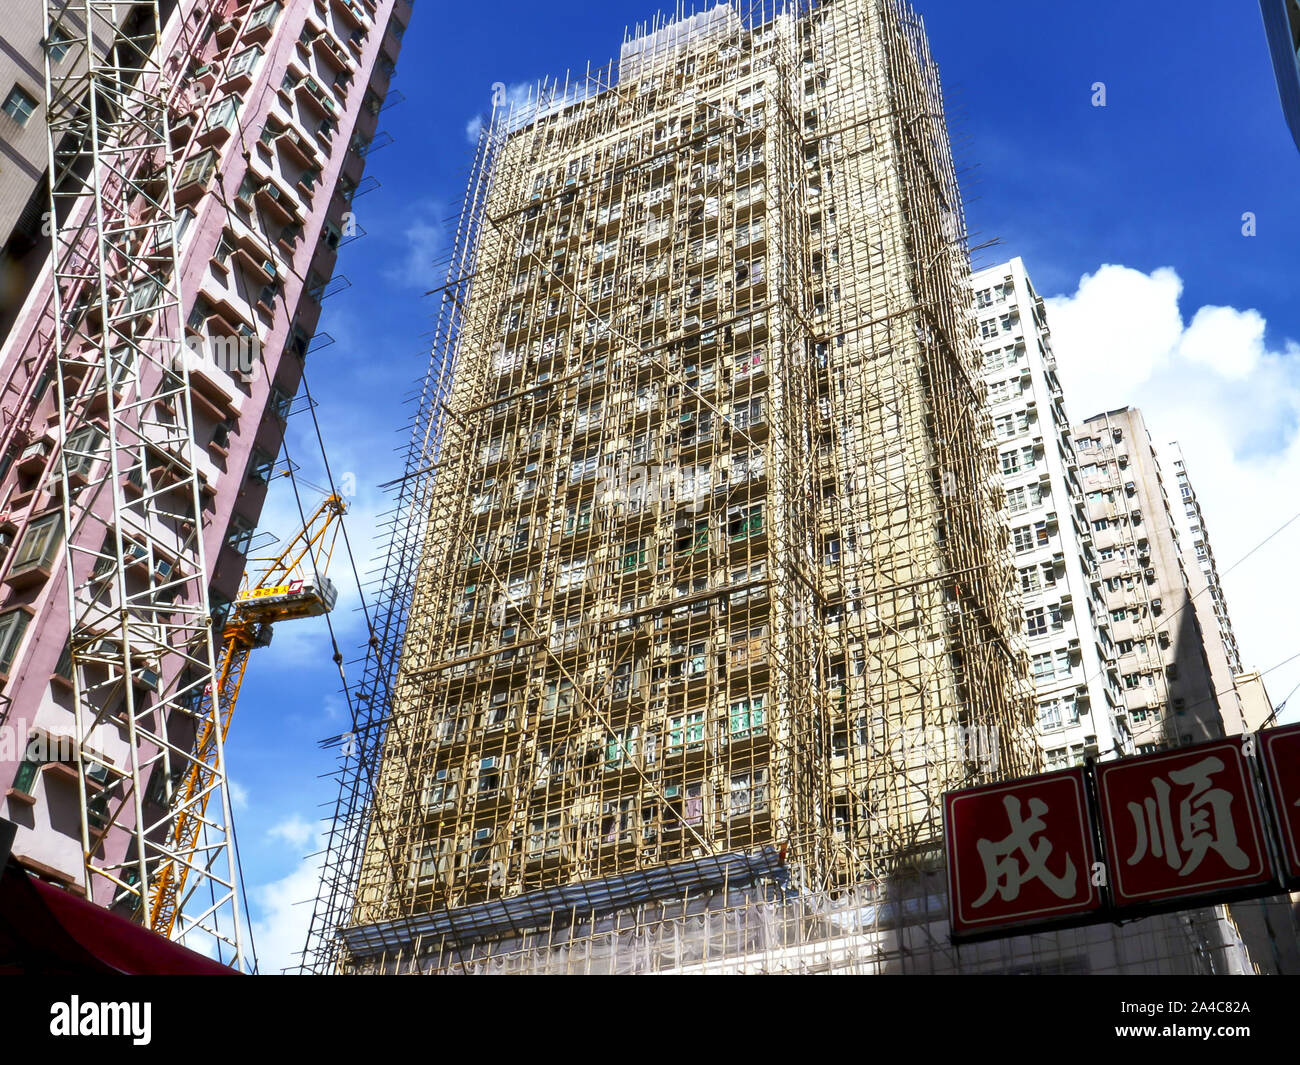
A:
[[1042, 265, 1184, 397], [230, 779, 249, 811], [250, 844, 324, 975], [1178, 305, 1267, 381], [1046, 265, 1300, 724], [381, 199, 446, 290], [466, 81, 596, 146], [266, 814, 315, 848]]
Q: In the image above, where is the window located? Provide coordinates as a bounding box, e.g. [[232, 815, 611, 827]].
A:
[[0, 610, 31, 676], [205, 94, 242, 132], [668, 711, 707, 751], [3, 85, 38, 125], [63, 426, 104, 478], [564, 501, 593, 536], [410, 838, 454, 889], [470, 827, 493, 864], [728, 504, 763, 541], [601, 798, 636, 843], [246, 448, 275, 486], [729, 695, 766, 739], [542, 677, 575, 717], [621, 538, 648, 573], [675, 519, 709, 555], [664, 782, 705, 826], [1013, 525, 1035, 553], [178, 149, 218, 189], [1025, 607, 1047, 637], [1038, 699, 1062, 730], [527, 814, 563, 858], [569, 450, 599, 483], [269, 383, 293, 420], [556, 557, 587, 592], [47, 25, 71, 63], [729, 769, 768, 817], [1031, 652, 1055, 680], [227, 46, 264, 78], [225, 514, 255, 555], [1055, 648, 1072, 678], [1019, 566, 1041, 594], [605, 727, 638, 770], [994, 412, 1027, 439], [11, 747, 45, 794], [732, 395, 765, 430], [1001, 450, 1021, 475], [11, 512, 62, 575], [423, 767, 458, 809], [247, 1, 283, 30], [687, 642, 708, 678], [477, 757, 501, 794]]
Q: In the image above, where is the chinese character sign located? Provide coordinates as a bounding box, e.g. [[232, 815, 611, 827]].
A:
[[1097, 740, 1273, 908], [1260, 724, 1300, 887], [945, 768, 1102, 937]]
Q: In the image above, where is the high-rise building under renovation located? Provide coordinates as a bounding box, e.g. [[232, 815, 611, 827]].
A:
[[323, 0, 1042, 973], [972, 258, 1129, 768], [0, 0, 407, 963]]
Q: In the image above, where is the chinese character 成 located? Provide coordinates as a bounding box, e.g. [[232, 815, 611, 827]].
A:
[[973, 794, 1078, 907]]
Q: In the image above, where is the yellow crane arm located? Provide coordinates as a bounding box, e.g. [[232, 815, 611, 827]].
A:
[[148, 493, 348, 937]]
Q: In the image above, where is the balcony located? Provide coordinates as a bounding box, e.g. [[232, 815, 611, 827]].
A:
[[15, 438, 53, 477], [289, 71, 340, 120], [330, 0, 370, 33], [248, 172, 306, 226], [300, 15, 354, 72]]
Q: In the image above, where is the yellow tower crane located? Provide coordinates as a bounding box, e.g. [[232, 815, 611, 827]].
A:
[[149, 492, 349, 938]]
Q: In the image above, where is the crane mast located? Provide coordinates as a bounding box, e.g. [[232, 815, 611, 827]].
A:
[[41, 0, 242, 964]]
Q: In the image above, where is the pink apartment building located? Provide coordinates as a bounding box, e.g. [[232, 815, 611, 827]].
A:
[[0, 0, 408, 945]]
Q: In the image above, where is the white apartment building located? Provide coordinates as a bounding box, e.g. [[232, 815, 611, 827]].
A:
[[973, 258, 1130, 767]]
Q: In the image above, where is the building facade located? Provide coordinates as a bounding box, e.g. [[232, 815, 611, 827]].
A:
[[1260, 0, 1300, 154], [973, 258, 1129, 769], [1163, 440, 1248, 733], [342, 0, 1037, 963], [1071, 408, 1226, 751], [0, 1, 134, 340], [0, 0, 407, 923]]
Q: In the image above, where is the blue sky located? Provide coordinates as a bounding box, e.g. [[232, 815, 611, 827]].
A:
[[226, 0, 1300, 971]]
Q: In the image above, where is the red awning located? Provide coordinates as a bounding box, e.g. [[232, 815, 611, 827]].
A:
[[0, 862, 238, 975]]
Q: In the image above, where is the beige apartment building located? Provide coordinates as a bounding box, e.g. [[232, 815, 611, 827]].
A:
[[337, 0, 1038, 969], [1072, 408, 1226, 750]]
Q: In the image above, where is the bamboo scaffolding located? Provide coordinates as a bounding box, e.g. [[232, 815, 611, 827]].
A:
[[315, 0, 1045, 974]]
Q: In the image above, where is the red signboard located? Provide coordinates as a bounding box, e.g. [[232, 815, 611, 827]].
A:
[[1259, 723, 1300, 888], [945, 767, 1103, 938], [1096, 738, 1274, 909]]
